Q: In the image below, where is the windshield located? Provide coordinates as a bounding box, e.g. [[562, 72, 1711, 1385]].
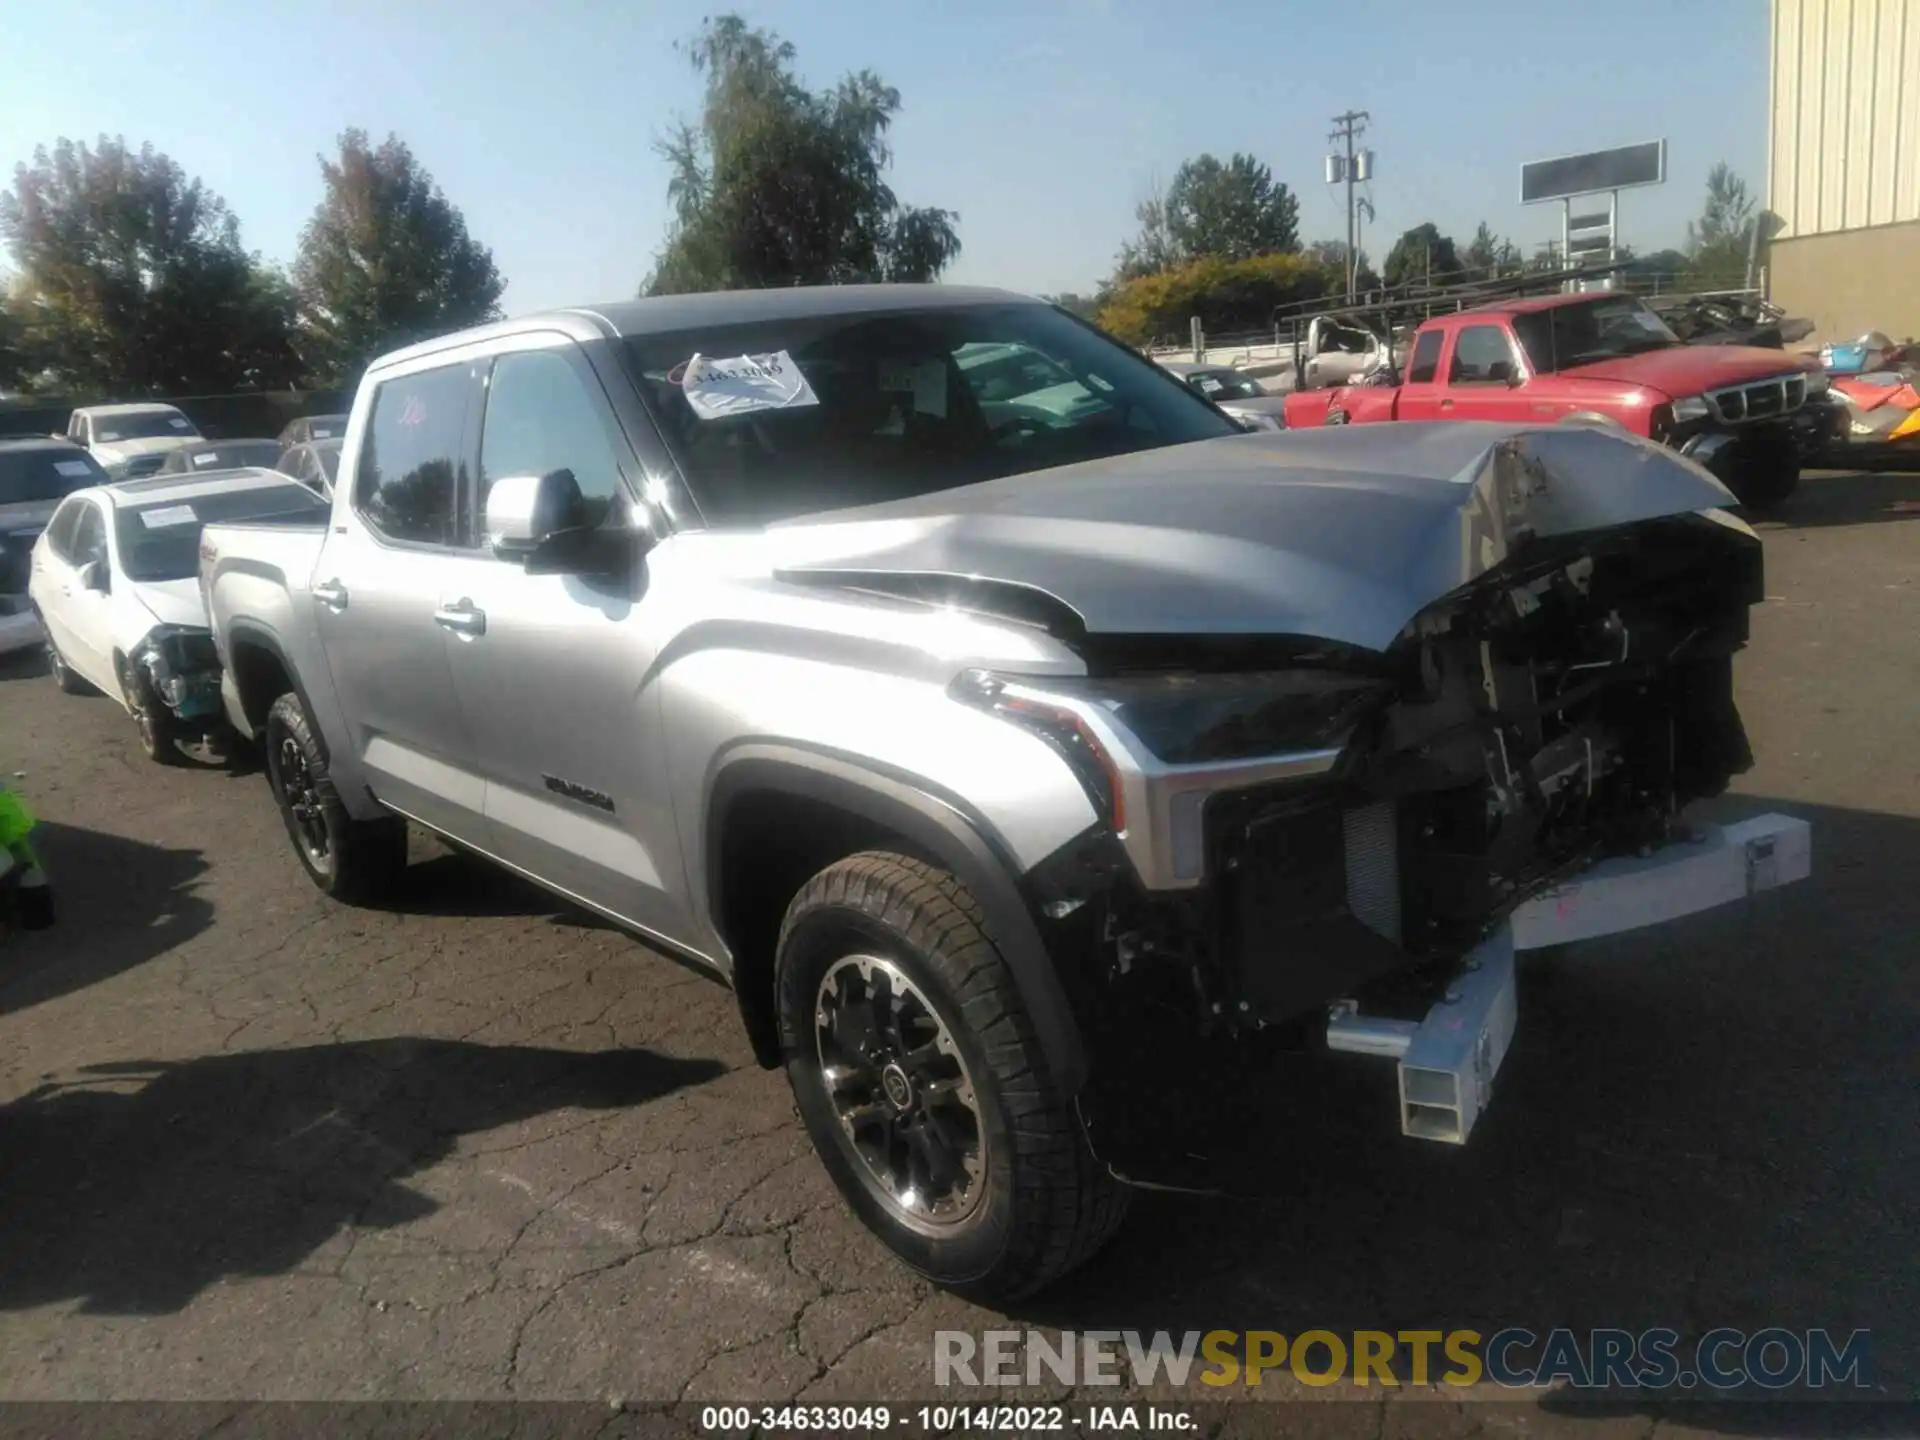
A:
[[302, 415, 348, 440], [313, 441, 342, 482], [0, 447, 106, 506], [92, 411, 199, 443], [1187, 369, 1266, 401], [114, 483, 328, 582], [1511, 298, 1681, 373], [622, 302, 1240, 525]]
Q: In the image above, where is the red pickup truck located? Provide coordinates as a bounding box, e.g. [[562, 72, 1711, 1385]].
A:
[[1282, 292, 1841, 507]]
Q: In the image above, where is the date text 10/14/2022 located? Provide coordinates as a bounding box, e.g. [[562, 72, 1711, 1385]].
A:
[[699, 1406, 1195, 1432]]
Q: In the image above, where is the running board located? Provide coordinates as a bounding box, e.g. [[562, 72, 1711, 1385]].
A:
[[1326, 814, 1811, 1144]]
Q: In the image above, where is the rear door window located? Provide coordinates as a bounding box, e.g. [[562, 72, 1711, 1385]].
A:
[[354, 365, 471, 546]]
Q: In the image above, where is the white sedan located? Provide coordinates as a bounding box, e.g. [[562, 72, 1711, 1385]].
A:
[[28, 469, 329, 763]]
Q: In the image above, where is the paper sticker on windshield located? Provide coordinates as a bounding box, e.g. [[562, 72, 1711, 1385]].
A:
[[879, 360, 948, 418], [54, 460, 93, 477], [168, 417, 192, 429], [139, 504, 197, 529], [681, 351, 818, 420], [312, 426, 336, 438], [192, 452, 221, 466]]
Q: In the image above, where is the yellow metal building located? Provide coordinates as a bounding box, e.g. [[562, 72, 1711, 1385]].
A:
[[1768, 0, 1920, 340]]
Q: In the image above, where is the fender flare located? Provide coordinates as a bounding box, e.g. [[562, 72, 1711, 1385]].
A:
[[706, 745, 1089, 1093], [224, 620, 331, 761]]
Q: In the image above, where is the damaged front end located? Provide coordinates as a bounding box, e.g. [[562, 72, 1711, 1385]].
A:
[[974, 511, 1766, 1190], [130, 625, 227, 730]]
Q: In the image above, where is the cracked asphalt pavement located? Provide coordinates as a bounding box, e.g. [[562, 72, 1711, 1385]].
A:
[[1, 470, 1915, 1430]]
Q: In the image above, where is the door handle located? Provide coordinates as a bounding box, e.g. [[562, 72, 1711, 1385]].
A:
[[433, 600, 487, 636], [1440, 398, 1455, 411], [313, 580, 349, 611]]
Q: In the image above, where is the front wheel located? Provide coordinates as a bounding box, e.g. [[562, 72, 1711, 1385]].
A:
[[775, 852, 1128, 1301], [263, 691, 408, 903], [119, 658, 189, 766], [1730, 447, 1800, 509]]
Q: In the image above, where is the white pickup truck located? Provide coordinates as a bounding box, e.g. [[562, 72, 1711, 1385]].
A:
[[199, 286, 1812, 1299]]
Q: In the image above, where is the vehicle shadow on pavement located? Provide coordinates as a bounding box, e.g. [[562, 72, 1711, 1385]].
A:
[[368, 848, 614, 930], [1762, 468, 1920, 530], [1016, 795, 1917, 1427], [0, 1038, 727, 1316], [0, 820, 212, 1012]]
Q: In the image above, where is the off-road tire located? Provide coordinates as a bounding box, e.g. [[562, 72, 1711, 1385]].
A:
[[776, 851, 1128, 1301], [263, 691, 408, 903], [119, 658, 189, 766], [1730, 449, 1800, 510], [46, 637, 90, 695]]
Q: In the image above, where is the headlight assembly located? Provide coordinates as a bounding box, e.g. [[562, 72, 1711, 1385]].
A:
[[1671, 396, 1712, 422]]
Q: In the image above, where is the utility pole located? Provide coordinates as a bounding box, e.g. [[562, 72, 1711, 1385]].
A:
[[1326, 109, 1371, 300]]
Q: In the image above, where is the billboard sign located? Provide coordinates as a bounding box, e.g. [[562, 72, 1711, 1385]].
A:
[[1520, 140, 1666, 204]]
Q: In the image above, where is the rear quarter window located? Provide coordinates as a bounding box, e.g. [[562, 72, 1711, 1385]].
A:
[[1406, 330, 1444, 385]]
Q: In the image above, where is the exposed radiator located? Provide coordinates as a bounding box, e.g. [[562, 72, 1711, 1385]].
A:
[[1343, 801, 1401, 944]]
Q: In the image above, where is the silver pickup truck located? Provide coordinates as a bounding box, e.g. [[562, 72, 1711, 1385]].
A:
[[200, 284, 1809, 1299]]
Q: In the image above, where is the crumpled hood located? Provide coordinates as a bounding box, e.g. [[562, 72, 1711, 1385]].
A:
[[130, 577, 210, 630], [772, 422, 1744, 654], [1559, 344, 1819, 396]]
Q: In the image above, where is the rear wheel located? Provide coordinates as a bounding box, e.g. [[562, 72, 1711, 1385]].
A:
[[776, 851, 1128, 1301], [46, 638, 90, 695], [263, 691, 408, 903]]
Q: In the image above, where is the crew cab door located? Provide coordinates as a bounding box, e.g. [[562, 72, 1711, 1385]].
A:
[[311, 360, 490, 846], [1393, 328, 1448, 420], [440, 337, 693, 942], [1438, 323, 1534, 422]]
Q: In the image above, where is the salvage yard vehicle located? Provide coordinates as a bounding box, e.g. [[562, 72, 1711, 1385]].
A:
[[275, 438, 342, 498], [201, 285, 1809, 1300], [276, 413, 350, 447], [158, 438, 285, 475], [1157, 361, 1288, 430], [1284, 292, 1842, 508], [29, 468, 328, 763], [1, 436, 108, 656], [66, 402, 203, 479]]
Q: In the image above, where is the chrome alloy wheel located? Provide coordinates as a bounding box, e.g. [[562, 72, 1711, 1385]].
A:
[[274, 734, 331, 867], [813, 953, 986, 1229]]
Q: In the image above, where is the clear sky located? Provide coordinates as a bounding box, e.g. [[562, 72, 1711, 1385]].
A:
[[0, 0, 1768, 313]]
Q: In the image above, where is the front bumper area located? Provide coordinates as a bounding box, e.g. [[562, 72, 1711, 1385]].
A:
[[1326, 812, 1810, 1145]]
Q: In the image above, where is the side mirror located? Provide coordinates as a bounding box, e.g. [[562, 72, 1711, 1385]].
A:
[[485, 471, 579, 557], [79, 559, 110, 593], [485, 470, 648, 578]]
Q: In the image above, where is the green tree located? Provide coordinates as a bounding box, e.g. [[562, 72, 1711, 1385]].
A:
[[1113, 184, 1181, 282], [1382, 223, 1463, 290], [645, 15, 959, 295], [1684, 162, 1758, 289], [1307, 239, 1380, 294], [1460, 222, 1521, 279], [1095, 252, 1339, 347], [0, 287, 31, 390], [293, 129, 504, 384], [0, 136, 298, 393], [1163, 153, 1299, 261]]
